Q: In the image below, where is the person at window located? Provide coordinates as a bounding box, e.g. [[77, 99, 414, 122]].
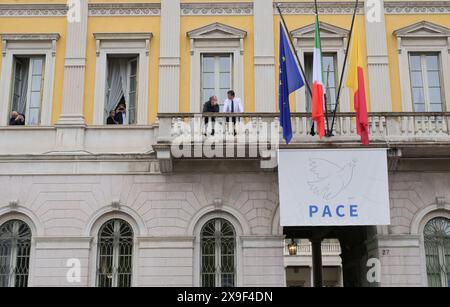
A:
[[222, 90, 243, 135], [203, 95, 220, 135], [114, 99, 127, 125], [107, 110, 118, 125], [9, 111, 25, 126], [222, 90, 243, 113]]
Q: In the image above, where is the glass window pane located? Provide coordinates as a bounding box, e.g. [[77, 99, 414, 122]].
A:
[[29, 91, 41, 108], [409, 55, 422, 71], [426, 55, 439, 71], [429, 103, 443, 112], [327, 88, 337, 109], [27, 109, 40, 125], [32, 59, 43, 75], [428, 88, 442, 104], [411, 71, 424, 88], [427, 71, 441, 87], [202, 72, 215, 89], [323, 56, 334, 72], [220, 73, 231, 89], [412, 88, 425, 104], [414, 103, 426, 112], [129, 76, 137, 92], [31, 75, 42, 91], [220, 56, 231, 73], [326, 73, 336, 87], [202, 57, 215, 73], [130, 61, 137, 75]]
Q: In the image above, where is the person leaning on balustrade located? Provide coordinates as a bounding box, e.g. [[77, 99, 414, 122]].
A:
[[203, 95, 220, 136]]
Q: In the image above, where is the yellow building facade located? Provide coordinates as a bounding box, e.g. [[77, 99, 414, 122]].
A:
[[1, 0, 449, 125]]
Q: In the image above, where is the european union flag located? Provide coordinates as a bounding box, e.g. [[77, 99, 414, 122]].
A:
[[279, 22, 305, 144]]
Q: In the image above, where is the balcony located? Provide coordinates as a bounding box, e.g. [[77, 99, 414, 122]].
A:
[[157, 112, 450, 143], [0, 112, 449, 167], [284, 241, 342, 257], [155, 112, 450, 171]]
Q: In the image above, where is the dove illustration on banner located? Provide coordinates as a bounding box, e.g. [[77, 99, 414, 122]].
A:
[[307, 158, 357, 201]]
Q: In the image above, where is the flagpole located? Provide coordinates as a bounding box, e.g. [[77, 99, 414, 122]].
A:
[[329, 0, 359, 134], [276, 5, 312, 98]]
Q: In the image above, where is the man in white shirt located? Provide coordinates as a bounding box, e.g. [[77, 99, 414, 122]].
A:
[[222, 90, 244, 113], [222, 90, 243, 135]]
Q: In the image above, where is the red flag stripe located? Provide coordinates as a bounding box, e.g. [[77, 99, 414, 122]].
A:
[[354, 67, 369, 145]]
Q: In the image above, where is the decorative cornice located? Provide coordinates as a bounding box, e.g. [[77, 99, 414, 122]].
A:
[[274, 2, 364, 15], [93, 32, 153, 56], [88, 3, 161, 16], [1, 33, 61, 41], [181, 2, 253, 16], [0, 4, 68, 17], [385, 1, 450, 14], [291, 21, 349, 38], [187, 22, 247, 39], [93, 32, 153, 41], [394, 21, 450, 37]]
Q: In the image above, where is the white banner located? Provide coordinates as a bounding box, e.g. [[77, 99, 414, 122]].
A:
[[278, 149, 391, 226]]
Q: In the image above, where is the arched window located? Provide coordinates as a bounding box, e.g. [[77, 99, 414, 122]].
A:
[[201, 218, 236, 287], [424, 217, 450, 287], [96, 219, 133, 287], [0, 220, 32, 287]]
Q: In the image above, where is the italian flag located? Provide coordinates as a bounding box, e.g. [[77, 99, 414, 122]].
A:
[[346, 21, 369, 145], [311, 15, 326, 138]]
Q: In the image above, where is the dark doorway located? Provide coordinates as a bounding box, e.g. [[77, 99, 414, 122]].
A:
[[284, 226, 377, 287]]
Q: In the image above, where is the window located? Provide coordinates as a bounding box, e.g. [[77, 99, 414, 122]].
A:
[[0, 220, 32, 287], [0, 33, 59, 126], [105, 56, 139, 125], [424, 217, 450, 287], [201, 218, 235, 287], [304, 53, 338, 112], [93, 32, 151, 125], [201, 54, 233, 111], [97, 219, 133, 287], [394, 21, 450, 113], [188, 23, 246, 112], [10, 56, 45, 125], [409, 53, 444, 112]]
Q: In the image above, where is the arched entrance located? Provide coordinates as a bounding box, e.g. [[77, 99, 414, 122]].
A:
[[284, 226, 376, 287]]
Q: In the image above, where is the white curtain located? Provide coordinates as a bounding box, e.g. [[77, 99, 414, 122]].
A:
[[17, 59, 29, 116], [105, 58, 129, 118], [119, 60, 129, 102]]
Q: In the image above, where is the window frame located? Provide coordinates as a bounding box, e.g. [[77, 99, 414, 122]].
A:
[[423, 217, 450, 287], [201, 53, 234, 111], [10, 55, 46, 126], [304, 52, 339, 112], [0, 219, 32, 288], [92, 33, 152, 126], [0, 34, 59, 126], [188, 23, 246, 113], [96, 219, 134, 288], [200, 218, 236, 288], [291, 22, 350, 112], [104, 54, 140, 125], [395, 22, 450, 112], [408, 52, 445, 112]]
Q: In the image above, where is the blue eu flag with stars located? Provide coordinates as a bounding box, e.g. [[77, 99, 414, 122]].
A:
[[279, 22, 304, 144]]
